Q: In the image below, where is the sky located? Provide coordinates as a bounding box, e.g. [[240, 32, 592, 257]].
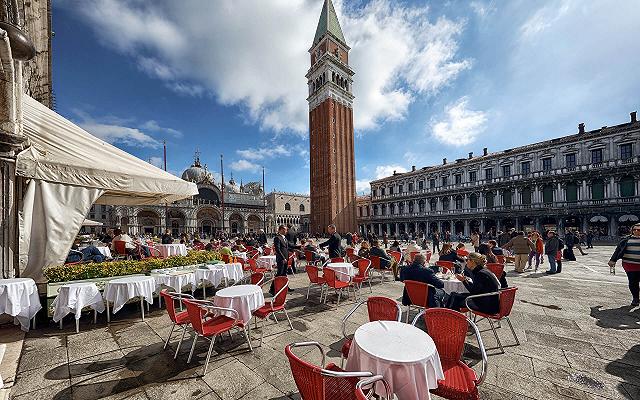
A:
[[52, 0, 640, 195]]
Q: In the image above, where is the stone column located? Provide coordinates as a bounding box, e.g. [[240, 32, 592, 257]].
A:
[[515, 218, 520, 231], [464, 220, 470, 236], [395, 222, 399, 235], [535, 217, 541, 233], [480, 219, 485, 234]]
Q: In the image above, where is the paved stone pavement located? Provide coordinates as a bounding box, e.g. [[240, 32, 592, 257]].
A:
[[8, 244, 640, 399]]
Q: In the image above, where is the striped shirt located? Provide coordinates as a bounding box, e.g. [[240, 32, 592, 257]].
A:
[[622, 237, 640, 266]]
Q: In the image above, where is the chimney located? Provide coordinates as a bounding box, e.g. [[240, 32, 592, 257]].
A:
[[442, 158, 447, 165], [411, 165, 416, 171], [468, 152, 473, 159], [483, 147, 488, 156], [631, 111, 638, 123], [393, 170, 396, 175], [578, 123, 585, 134]]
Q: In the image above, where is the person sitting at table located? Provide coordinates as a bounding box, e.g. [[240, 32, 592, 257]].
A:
[[113, 228, 150, 258], [205, 238, 216, 251], [403, 240, 422, 263], [488, 240, 504, 256], [438, 243, 466, 273], [456, 243, 469, 257], [446, 252, 501, 315], [370, 240, 398, 280], [358, 241, 371, 258], [478, 243, 508, 288], [400, 254, 446, 308], [232, 241, 247, 252], [161, 229, 173, 245], [389, 240, 402, 252], [304, 239, 325, 263], [99, 229, 114, 245], [66, 240, 105, 263]]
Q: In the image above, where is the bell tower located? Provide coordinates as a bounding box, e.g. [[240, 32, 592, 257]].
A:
[[307, 0, 356, 234]]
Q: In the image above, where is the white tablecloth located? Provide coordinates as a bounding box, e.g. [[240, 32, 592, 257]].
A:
[[257, 255, 277, 269], [95, 247, 112, 258], [346, 321, 444, 400], [104, 276, 155, 313], [0, 278, 42, 331], [153, 272, 196, 293], [233, 252, 247, 260], [195, 263, 244, 287], [213, 284, 265, 324], [157, 244, 188, 258], [52, 282, 105, 322], [436, 275, 469, 294], [325, 262, 357, 282]]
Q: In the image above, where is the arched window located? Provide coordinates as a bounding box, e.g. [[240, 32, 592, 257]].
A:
[[373, 205, 379, 215], [442, 197, 450, 210], [390, 203, 396, 215], [408, 200, 414, 213], [382, 204, 387, 215], [398, 202, 404, 214], [429, 198, 437, 211], [332, 72, 335, 82], [521, 187, 532, 204], [455, 196, 463, 210], [542, 184, 554, 204], [591, 179, 605, 200], [470, 193, 478, 209], [284, 203, 291, 211], [565, 182, 578, 202], [620, 175, 636, 197], [299, 203, 305, 212], [419, 199, 426, 212], [485, 191, 494, 208], [502, 189, 512, 207]]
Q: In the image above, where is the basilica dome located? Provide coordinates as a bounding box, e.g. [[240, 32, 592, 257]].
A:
[[181, 157, 214, 184]]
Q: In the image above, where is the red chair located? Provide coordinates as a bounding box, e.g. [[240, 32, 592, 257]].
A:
[[305, 265, 327, 300], [248, 258, 270, 276], [330, 257, 345, 263], [465, 287, 519, 353], [403, 280, 433, 323], [409, 251, 421, 265], [285, 341, 373, 400], [387, 250, 402, 266], [253, 276, 293, 345], [369, 256, 391, 283], [414, 308, 487, 400], [340, 297, 401, 367], [345, 247, 355, 261], [305, 250, 322, 267], [322, 268, 352, 305], [250, 272, 265, 286], [263, 247, 273, 255], [183, 299, 252, 375], [287, 253, 297, 272], [355, 375, 391, 400], [159, 290, 194, 359], [486, 263, 505, 280], [426, 251, 432, 263], [192, 242, 205, 251], [435, 260, 455, 274], [351, 259, 372, 298], [496, 255, 506, 264], [112, 240, 131, 260], [457, 249, 469, 257]]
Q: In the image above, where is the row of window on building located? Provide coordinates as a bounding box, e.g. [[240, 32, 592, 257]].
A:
[[362, 177, 636, 217], [283, 203, 306, 212], [373, 144, 633, 197]]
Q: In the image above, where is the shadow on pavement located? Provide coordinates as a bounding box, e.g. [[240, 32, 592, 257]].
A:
[[604, 344, 640, 398], [590, 305, 640, 330]]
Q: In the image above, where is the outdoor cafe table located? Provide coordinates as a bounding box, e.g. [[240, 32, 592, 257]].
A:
[[233, 251, 247, 261], [325, 262, 357, 282], [436, 273, 469, 294], [104, 276, 155, 321], [52, 282, 105, 332], [0, 278, 41, 331], [257, 255, 277, 270], [195, 263, 244, 298], [152, 269, 197, 307], [213, 284, 265, 324], [346, 320, 444, 400], [156, 243, 188, 258], [95, 246, 112, 258]]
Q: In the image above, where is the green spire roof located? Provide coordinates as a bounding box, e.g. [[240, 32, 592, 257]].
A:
[[313, 0, 347, 47]]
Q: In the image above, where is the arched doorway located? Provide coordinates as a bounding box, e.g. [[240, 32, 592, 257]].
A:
[[229, 213, 244, 234], [120, 216, 129, 233], [137, 210, 161, 235], [429, 222, 438, 233], [454, 221, 465, 236], [197, 208, 221, 237], [470, 220, 480, 234], [418, 222, 427, 234], [168, 210, 186, 237], [247, 215, 261, 233]]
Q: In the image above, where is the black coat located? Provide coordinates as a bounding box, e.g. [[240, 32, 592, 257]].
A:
[[258, 233, 268, 245], [274, 235, 290, 264], [161, 234, 173, 244], [400, 263, 445, 307], [320, 232, 342, 258], [463, 266, 501, 314], [286, 228, 298, 246]]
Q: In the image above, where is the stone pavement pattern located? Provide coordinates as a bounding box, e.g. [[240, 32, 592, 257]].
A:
[[8, 245, 640, 399]]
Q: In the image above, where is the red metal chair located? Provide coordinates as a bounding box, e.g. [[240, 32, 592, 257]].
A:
[[355, 375, 392, 400], [369, 256, 391, 283], [456, 249, 469, 257], [486, 263, 505, 280], [248, 258, 270, 276], [496, 255, 506, 264], [387, 250, 402, 266], [409, 251, 421, 265], [413, 308, 487, 400], [465, 287, 519, 353], [345, 247, 355, 261], [426, 251, 432, 263], [322, 267, 352, 305], [285, 341, 373, 400], [159, 290, 195, 359], [287, 253, 297, 272], [351, 259, 372, 298], [253, 276, 293, 345], [192, 242, 205, 251], [330, 257, 345, 263], [403, 280, 433, 323], [340, 297, 402, 367], [263, 247, 273, 255], [435, 260, 455, 274], [305, 265, 327, 300], [112, 240, 131, 260], [183, 299, 252, 375], [250, 272, 265, 286], [305, 250, 322, 267]]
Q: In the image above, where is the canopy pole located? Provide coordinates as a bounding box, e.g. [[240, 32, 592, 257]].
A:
[[220, 154, 225, 234], [262, 166, 266, 233]]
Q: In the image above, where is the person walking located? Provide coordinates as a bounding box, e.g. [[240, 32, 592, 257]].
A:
[[503, 231, 535, 273], [528, 231, 544, 271], [471, 231, 480, 252], [544, 231, 560, 274], [608, 223, 640, 306], [432, 231, 441, 253], [586, 230, 594, 249]]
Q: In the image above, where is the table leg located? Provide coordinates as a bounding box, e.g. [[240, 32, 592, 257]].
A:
[[141, 297, 145, 321], [203, 279, 207, 299], [75, 318, 80, 333], [59, 320, 63, 330], [107, 301, 111, 323], [94, 309, 97, 324]]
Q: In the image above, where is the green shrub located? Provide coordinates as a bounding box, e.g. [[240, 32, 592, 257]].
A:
[[43, 250, 221, 283]]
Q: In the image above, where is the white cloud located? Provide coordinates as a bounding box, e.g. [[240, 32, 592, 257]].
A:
[[356, 179, 371, 194], [72, 110, 161, 148], [140, 120, 182, 138], [149, 156, 164, 168], [519, 1, 571, 40], [236, 144, 291, 161], [64, 0, 469, 135], [375, 165, 407, 179], [230, 159, 261, 173], [430, 97, 487, 146], [470, 1, 495, 19]]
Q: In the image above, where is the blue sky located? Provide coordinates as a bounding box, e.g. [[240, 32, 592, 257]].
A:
[[52, 0, 640, 194]]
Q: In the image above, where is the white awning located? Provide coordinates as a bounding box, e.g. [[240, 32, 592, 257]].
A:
[[619, 214, 639, 222], [16, 95, 198, 281], [82, 219, 103, 227], [16, 95, 198, 205], [589, 215, 608, 223]]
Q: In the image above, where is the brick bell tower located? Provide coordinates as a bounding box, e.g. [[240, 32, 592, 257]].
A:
[[307, 0, 357, 234]]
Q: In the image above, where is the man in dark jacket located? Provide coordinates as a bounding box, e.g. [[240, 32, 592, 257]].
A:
[[400, 254, 446, 307], [544, 231, 560, 274], [271, 225, 297, 294], [161, 229, 173, 245], [319, 224, 342, 258], [447, 253, 501, 314], [257, 229, 268, 246]]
